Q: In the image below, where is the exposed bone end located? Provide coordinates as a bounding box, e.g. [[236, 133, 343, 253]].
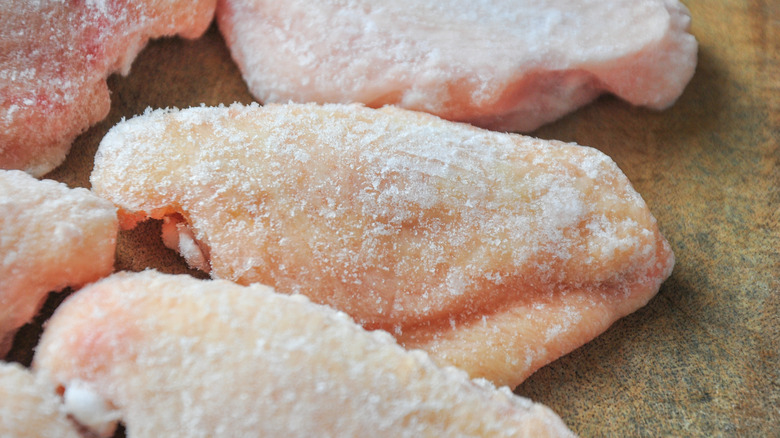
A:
[[161, 215, 211, 273], [62, 380, 121, 438]]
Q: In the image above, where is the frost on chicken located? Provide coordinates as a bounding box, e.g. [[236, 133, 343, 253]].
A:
[[0, 170, 117, 356], [0, 362, 81, 438], [90, 103, 674, 387], [217, 0, 697, 132], [34, 271, 575, 437], [0, 0, 217, 176]]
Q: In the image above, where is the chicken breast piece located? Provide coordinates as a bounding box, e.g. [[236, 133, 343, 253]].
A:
[[0, 0, 217, 177], [34, 270, 575, 437], [91, 103, 674, 387], [0, 362, 81, 438], [0, 170, 117, 356], [216, 0, 697, 132]]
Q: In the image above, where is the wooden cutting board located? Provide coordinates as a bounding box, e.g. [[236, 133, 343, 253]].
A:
[[7, 1, 778, 435]]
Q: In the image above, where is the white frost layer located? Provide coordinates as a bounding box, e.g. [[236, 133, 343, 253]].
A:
[[0, 362, 81, 438], [217, 0, 698, 131], [35, 270, 576, 437], [0, 169, 117, 357]]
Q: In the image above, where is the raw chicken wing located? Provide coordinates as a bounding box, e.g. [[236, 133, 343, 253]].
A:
[[217, 0, 697, 131], [0, 361, 81, 438], [0, 170, 117, 356], [34, 270, 575, 437], [0, 0, 217, 176], [90, 103, 674, 387]]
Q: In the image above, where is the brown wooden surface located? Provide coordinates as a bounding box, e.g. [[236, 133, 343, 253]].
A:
[[7, 1, 779, 436]]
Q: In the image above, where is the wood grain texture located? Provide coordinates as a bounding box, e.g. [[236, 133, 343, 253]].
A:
[[6, 1, 778, 435]]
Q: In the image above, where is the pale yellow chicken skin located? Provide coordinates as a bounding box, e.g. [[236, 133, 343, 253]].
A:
[[91, 103, 674, 388]]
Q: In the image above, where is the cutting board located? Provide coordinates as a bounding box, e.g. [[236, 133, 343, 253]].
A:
[[6, 1, 778, 436]]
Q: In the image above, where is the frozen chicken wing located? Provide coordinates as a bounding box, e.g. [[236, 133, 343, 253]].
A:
[[216, 0, 697, 131], [0, 361, 81, 438], [0, 170, 117, 356], [34, 270, 575, 437], [90, 103, 674, 387], [0, 0, 217, 176]]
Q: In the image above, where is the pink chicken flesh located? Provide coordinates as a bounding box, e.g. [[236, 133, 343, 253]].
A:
[[34, 270, 575, 437], [216, 0, 698, 132], [0, 170, 117, 356], [0, 362, 81, 438], [0, 0, 217, 176]]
